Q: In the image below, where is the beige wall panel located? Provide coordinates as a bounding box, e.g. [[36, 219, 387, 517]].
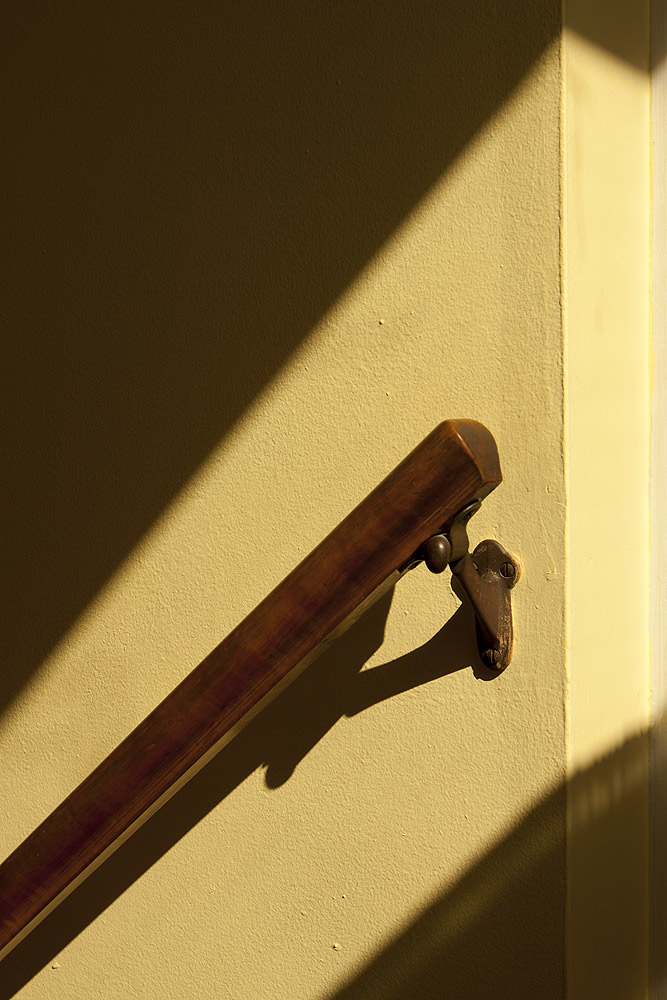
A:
[[563, 1, 651, 997], [1, 5, 571, 998]]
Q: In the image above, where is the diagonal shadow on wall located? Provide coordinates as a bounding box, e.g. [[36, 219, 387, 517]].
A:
[[2, 0, 562, 715], [325, 731, 649, 1000], [2, 0, 649, 718]]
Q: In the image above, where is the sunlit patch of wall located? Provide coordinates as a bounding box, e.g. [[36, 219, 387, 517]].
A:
[[0, 19, 569, 999], [563, 4, 651, 997]]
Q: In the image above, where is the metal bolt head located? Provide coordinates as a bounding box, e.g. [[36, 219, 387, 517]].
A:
[[421, 535, 451, 574], [482, 648, 501, 667], [500, 561, 516, 579]]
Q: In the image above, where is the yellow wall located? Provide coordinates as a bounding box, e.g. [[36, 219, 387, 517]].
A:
[[563, 1, 651, 996], [0, 2, 650, 997]]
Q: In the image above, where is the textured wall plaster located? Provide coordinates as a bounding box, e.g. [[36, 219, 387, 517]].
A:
[[563, 5, 651, 997], [1, 0, 647, 996]]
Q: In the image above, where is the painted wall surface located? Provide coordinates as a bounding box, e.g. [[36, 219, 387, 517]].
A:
[[651, 4, 667, 996], [564, 1, 651, 996], [0, 2, 650, 998]]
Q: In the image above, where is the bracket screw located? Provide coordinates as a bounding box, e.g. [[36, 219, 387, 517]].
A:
[[481, 648, 501, 667], [500, 561, 516, 579]]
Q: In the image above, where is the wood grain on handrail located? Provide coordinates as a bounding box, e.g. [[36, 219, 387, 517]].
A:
[[0, 419, 501, 960]]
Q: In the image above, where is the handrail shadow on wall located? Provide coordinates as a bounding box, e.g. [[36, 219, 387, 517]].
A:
[[0, 419, 504, 969], [0, 590, 495, 996]]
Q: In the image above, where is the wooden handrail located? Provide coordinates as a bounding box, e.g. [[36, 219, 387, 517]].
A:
[[0, 419, 502, 960]]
